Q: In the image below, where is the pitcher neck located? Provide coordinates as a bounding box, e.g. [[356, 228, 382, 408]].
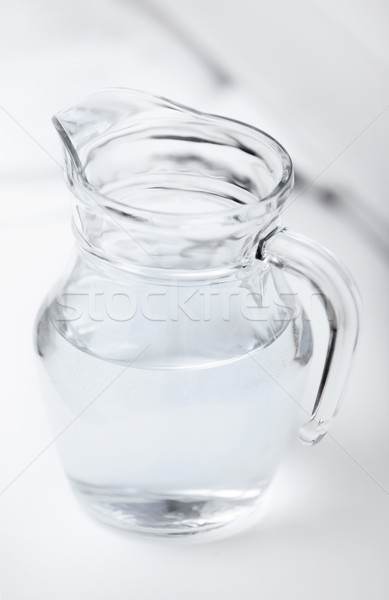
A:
[[71, 190, 280, 278], [54, 88, 293, 277]]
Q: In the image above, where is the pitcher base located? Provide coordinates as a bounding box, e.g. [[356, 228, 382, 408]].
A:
[[70, 479, 268, 537]]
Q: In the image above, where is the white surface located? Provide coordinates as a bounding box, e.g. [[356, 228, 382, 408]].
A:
[[0, 178, 388, 599], [1, 0, 388, 596]]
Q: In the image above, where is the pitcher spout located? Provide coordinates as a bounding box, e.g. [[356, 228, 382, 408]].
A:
[[52, 88, 148, 183]]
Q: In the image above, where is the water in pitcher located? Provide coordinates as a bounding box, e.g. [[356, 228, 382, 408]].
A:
[[36, 302, 309, 535]]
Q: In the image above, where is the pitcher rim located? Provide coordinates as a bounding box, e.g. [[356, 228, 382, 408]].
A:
[[53, 87, 294, 223]]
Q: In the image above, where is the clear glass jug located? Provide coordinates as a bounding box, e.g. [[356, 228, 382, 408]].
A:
[[35, 89, 360, 537]]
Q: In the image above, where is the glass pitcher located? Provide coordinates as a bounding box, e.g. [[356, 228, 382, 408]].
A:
[[35, 89, 360, 537]]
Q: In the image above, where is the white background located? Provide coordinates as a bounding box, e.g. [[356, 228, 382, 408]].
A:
[[0, 1, 388, 597]]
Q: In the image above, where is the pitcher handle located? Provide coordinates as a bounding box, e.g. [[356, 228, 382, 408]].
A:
[[259, 228, 361, 445]]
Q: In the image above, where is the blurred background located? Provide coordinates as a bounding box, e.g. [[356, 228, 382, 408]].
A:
[[0, 0, 388, 598]]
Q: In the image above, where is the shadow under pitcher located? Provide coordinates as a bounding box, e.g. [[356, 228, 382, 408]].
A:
[[34, 89, 360, 538]]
